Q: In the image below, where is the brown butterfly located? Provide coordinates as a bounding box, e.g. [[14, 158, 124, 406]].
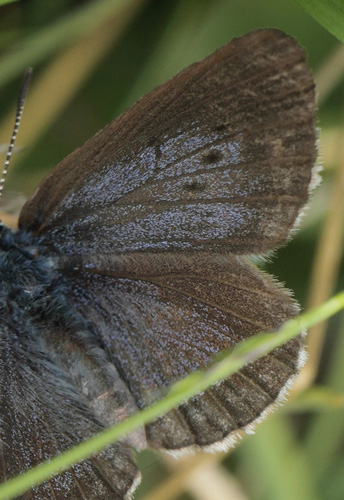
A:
[[0, 29, 317, 499]]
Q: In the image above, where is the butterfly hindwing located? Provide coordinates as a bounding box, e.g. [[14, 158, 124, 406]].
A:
[[0, 316, 141, 499], [59, 252, 303, 451]]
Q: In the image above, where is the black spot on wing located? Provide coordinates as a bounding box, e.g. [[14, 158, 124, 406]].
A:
[[214, 123, 226, 132], [183, 179, 207, 193], [202, 149, 223, 164]]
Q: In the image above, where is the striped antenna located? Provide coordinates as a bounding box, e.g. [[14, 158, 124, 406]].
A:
[[0, 68, 33, 201]]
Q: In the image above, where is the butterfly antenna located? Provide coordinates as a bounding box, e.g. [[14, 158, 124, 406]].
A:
[[0, 68, 33, 202]]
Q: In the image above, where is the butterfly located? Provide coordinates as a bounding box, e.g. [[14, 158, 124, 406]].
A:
[[0, 29, 317, 499]]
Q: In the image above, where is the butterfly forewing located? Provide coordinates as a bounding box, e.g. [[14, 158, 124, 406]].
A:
[[19, 29, 316, 257]]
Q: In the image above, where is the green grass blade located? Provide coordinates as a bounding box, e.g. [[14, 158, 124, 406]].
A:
[[0, 0, 19, 5], [0, 0, 142, 88], [295, 0, 344, 42], [0, 291, 343, 500]]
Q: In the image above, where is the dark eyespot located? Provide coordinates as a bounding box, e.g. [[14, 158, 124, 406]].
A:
[[203, 149, 223, 164], [146, 138, 162, 169], [214, 124, 226, 132], [184, 180, 206, 192]]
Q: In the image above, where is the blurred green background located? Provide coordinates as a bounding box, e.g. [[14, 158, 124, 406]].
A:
[[0, 1, 344, 500]]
